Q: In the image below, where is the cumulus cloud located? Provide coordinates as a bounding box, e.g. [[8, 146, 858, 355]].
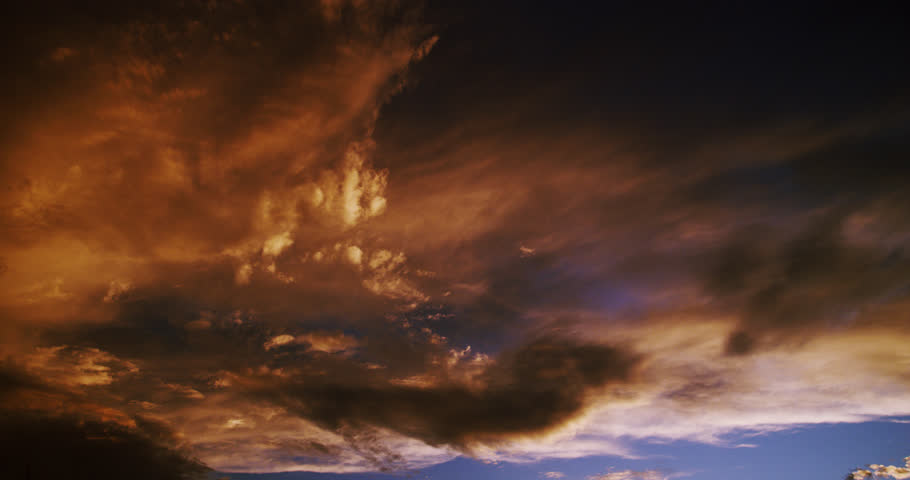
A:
[[361, 249, 426, 302], [263, 232, 294, 257], [346, 245, 364, 266], [849, 457, 910, 479]]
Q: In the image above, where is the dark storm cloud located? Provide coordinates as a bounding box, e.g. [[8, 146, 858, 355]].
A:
[[0, 411, 209, 480], [789, 118, 910, 199], [0, 360, 208, 479], [46, 262, 422, 362], [0, 362, 55, 399], [379, 2, 910, 164], [703, 210, 910, 354], [253, 338, 639, 449]]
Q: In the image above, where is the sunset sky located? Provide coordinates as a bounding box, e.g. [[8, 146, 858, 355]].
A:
[[2, 2, 909, 480]]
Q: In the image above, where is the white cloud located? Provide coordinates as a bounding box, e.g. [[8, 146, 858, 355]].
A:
[[449, 320, 910, 466], [164, 396, 456, 473], [589, 470, 666, 480]]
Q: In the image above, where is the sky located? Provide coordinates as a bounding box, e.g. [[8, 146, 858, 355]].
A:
[[1, 2, 909, 480]]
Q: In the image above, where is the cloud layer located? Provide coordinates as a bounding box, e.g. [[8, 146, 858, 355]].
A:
[[1, 1, 909, 476]]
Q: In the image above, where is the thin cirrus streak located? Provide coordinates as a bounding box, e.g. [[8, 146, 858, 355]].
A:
[[1, 1, 910, 479]]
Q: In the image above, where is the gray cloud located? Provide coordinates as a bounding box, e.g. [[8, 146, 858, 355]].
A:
[[250, 338, 639, 450], [702, 210, 910, 354]]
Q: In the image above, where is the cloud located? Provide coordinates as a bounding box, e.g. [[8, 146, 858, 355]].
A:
[[0, 363, 56, 400], [346, 245, 364, 266], [1, 1, 909, 476], [163, 382, 206, 400], [543, 472, 566, 478], [184, 319, 212, 331], [849, 456, 910, 479], [103, 279, 132, 303], [249, 338, 639, 450], [0, 411, 209, 480], [701, 210, 910, 354], [300, 332, 360, 354], [0, 0, 434, 277], [49, 46, 77, 62], [23, 345, 138, 387], [589, 470, 667, 480], [264, 335, 296, 351], [262, 232, 294, 257], [0, 361, 207, 477], [264, 331, 359, 354]]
